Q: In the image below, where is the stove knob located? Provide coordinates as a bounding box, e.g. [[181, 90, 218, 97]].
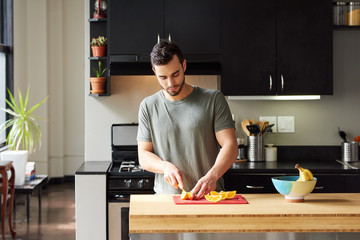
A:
[[138, 179, 144, 188], [125, 179, 132, 188]]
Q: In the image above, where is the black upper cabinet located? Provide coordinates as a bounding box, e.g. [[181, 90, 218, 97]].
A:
[[109, 0, 219, 60], [109, 0, 163, 56], [220, 0, 333, 96]]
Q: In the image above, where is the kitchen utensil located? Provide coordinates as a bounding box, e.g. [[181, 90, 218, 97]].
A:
[[246, 124, 261, 136], [338, 126, 347, 142], [341, 141, 359, 163], [256, 121, 264, 135], [272, 176, 317, 203], [262, 124, 275, 136], [247, 136, 264, 161], [241, 119, 251, 136]]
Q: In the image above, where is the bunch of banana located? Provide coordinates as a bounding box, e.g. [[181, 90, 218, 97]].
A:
[[295, 163, 314, 181]]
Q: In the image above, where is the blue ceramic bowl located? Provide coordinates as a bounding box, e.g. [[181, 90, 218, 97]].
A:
[[272, 176, 317, 202]]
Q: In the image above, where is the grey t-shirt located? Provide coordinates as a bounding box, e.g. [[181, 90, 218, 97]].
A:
[[137, 86, 235, 194]]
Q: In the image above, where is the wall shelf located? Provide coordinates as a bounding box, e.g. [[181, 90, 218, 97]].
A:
[[333, 25, 360, 30]]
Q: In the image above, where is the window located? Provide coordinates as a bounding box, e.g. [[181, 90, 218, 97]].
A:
[[0, 0, 13, 143]]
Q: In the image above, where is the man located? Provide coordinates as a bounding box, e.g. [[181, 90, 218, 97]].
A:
[[137, 40, 238, 199]]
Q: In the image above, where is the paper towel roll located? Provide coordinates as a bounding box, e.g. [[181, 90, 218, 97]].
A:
[[265, 146, 277, 161]]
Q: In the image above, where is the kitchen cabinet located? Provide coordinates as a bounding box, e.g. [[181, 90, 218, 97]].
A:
[[220, 0, 333, 96], [108, 0, 219, 60], [224, 172, 359, 193]]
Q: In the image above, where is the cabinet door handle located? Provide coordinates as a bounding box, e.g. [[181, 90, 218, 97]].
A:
[[314, 186, 324, 190], [269, 75, 272, 91], [246, 185, 264, 189], [168, 33, 172, 42], [157, 33, 160, 43], [281, 74, 284, 91]]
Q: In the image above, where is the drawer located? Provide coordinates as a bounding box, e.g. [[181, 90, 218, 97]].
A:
[[224, 173, 285, 193]]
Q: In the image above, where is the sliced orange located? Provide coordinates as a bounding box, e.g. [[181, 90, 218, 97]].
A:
[[205, 194, 222, 203], [210, 191, 227, 200], [181, 190, 189, 200], [225, 191, 237, 199], [188, 192, 193, 200]]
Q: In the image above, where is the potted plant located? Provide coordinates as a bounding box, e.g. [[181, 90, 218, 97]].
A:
[[0, 88, 48, 185], [90, 35, 107, 57], [90, 61, 107, 94]]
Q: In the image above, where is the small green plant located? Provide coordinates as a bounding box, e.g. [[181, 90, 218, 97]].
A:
[[92, 61, 107, 77], [0, 88, 48, 153], [90, 35, 107, 46]]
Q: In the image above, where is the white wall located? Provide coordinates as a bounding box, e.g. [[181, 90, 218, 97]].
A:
[[14, 0, 85, 176]]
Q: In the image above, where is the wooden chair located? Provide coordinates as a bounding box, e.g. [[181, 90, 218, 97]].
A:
[[0, 161, 16, 239]]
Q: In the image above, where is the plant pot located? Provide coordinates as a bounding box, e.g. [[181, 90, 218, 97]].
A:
[[90, 77, 106, 94], [91, 46, 107, 57], [0, 150, 28, 185]]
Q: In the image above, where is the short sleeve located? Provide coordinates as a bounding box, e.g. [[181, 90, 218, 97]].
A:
[[137, 99, 152, 142], [214, 91, 235, 133]]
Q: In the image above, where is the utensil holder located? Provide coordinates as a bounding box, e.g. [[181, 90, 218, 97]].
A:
[[247, 136, 264, 162], [341, 141, 359, 162]]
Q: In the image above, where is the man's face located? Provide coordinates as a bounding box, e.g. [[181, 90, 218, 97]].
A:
[[152, 55, 187, 97]]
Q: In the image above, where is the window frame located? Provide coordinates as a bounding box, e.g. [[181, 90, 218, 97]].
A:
[[0, 0, 14, 145]]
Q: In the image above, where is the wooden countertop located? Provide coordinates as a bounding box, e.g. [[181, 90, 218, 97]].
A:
[[129, 193, 360, 233]]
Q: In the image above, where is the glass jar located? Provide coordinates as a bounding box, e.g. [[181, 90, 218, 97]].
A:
[[346, 2, 360, 26], [333, 2, 346, 25]]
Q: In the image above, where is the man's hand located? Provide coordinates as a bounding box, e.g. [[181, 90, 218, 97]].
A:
[[163, 161, 184, 190], [190, 174, 217, 200]]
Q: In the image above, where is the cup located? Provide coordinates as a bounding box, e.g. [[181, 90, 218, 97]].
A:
[[341, 141, 359, 162], [247, 136, 264, 162]]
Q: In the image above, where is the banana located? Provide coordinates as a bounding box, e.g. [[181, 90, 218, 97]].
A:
[[295, 163, 314, 181]]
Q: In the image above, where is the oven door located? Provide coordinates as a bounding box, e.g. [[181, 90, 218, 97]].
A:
[[108, 195, 130, 240]]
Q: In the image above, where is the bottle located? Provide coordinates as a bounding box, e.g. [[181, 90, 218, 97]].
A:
[[334, 2, 346, 26], [237, 138, 247, 160], [346, 2, 360, 26]]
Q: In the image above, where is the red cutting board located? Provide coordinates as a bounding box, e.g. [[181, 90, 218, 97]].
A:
[[173, 194, 248, 205]]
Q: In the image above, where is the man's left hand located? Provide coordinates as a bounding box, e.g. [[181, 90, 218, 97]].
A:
[[189, 174, 217, 200]]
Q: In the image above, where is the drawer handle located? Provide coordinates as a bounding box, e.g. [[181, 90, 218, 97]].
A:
[[314, 186, 324, 190], [269, 75, 272, 91], [246, 185, 264, 189], [281, 74, 284, 91]]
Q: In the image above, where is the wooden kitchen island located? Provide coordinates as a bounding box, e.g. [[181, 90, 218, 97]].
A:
[[129, 193, 360, 239]]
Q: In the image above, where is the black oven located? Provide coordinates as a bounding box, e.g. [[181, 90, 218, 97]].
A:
[[107, 124, 155, 240]]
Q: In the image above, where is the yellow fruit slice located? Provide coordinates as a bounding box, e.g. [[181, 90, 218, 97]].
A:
[[226, 191, 236, 199], [218, 191, 227, 200], [205, 194, 222, 203], [210, 191, 219, 195], [188, 192, 193, 200], [181, 190, 189, 200]]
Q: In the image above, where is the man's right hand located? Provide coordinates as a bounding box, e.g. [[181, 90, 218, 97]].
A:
[[163, 161, 184, 190]]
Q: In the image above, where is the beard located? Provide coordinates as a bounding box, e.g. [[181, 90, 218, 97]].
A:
[[163, 76, 185, 96]]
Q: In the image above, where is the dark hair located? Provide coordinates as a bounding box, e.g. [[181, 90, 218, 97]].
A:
[[150, 40, 184, 66]]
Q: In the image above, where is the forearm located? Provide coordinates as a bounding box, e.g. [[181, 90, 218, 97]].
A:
[[138, 141, 184, 189], [138, 149, 167, 174], [205, 142, 238, 181]]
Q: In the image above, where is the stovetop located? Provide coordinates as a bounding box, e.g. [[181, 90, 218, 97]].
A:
[[108, 161, 154, 177]]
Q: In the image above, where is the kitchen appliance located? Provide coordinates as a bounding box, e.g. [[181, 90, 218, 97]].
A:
[[107, 123, 155, 240]]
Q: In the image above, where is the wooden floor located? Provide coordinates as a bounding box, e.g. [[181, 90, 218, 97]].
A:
[[3, 181, 75, 240]]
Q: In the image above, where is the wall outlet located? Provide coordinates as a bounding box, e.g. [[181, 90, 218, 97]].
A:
[[259, 116, 277, 133], [277, 116, 295, 133]]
